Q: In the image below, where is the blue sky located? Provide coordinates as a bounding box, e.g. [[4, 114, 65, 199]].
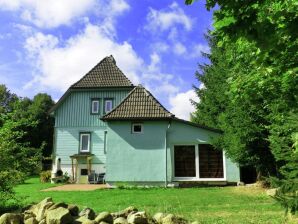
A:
[[0, 0, 213, 120]]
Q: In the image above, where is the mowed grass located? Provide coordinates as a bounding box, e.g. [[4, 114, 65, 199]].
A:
[[13, 177, 287, 224]]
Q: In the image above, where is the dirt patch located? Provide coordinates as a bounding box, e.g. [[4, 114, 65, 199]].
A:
[[41, 184, 109, 191]]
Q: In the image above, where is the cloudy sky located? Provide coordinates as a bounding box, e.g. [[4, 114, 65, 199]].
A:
[[0, 0, 213, 120]]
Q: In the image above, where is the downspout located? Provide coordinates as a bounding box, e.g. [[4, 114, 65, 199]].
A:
[[165, 121, 171, 188]]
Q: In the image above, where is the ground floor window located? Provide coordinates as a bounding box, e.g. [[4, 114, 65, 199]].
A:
[[174, 144, 224, 179], [199, 144, 224, 178], [174, 145, 196, 177]]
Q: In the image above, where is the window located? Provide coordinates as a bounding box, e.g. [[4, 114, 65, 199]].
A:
[[132, 123, 143, 133], [174, 145, 196, 177], [104, 99, 113, 113], [91, 99, 100, 114], [80, 133, 90, 152], [199, 144, 224, 178], [81, 169, 88, 175]]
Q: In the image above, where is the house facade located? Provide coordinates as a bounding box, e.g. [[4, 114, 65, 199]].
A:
[[50, 55, 240, 186]]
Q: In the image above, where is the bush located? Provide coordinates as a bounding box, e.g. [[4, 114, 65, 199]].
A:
[[40, 171, 51, 183]]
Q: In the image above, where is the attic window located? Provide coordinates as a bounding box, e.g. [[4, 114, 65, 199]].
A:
[[104, 99, 113, 113], [91, 99, 100, 114], [132, 123, 143, 134]]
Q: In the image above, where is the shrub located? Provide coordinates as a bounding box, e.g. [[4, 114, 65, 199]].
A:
[[40, 170, 51, 183]]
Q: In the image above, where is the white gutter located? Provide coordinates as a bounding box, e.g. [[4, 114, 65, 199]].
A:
[[165, 121, 171, 187]]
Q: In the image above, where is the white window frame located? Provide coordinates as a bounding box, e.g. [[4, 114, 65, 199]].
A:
[[91, 99, 100, 114], [132, 123, 143, 134], [172, 144, 226, 181], [104, 99, 113, 113], [80, 133, 90, 152]]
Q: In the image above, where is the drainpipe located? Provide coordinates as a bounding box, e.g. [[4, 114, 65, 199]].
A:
[[165, 121, 171, 188]]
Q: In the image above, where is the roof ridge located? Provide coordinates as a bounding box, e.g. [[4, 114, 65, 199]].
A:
[[70, 56, 108, 88], [71, 55, 133, 88]]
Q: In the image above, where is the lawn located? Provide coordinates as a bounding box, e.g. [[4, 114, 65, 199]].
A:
[[12, 177, 287, 224]]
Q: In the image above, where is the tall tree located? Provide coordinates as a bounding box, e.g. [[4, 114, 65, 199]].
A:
[[187, 0, 298, 214]]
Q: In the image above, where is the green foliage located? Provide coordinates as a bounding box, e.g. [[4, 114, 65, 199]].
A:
[[40, 171, 52, 183], [0, 85, 54, 209], [187, 0, 298, 214]]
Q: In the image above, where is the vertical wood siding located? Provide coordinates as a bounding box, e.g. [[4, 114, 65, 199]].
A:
[[55, 89, 131, 127]]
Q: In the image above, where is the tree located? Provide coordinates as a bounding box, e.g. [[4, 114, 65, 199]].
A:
[[187, 0, 298, 214]]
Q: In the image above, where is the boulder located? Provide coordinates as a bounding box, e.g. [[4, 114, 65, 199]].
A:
[[36, 201, 54, 222], [74, 216, 96, 224], [161, 214, 187, 224], [266, 188, 278, 197], [38, 219, 46, 224], [0, 213, 23, 224], [67, 204, 79, 216], [152, 213, 167, 224], [46, 207, 73, 224], [95, 212, 113, 224], [113, 217, 128, 224], [24, 217, 38, 224], [112, 206, 138, 219], [23, 211, 35, 221], [127, 211, 148, 224], [48, 202, 68, 211], [33, 197, 53, 214], [79, 208, 96, 220]]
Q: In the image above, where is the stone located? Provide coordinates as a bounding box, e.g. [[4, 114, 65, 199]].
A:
[[23, 211, 35, 221], [112, 207, 138, 219], [99, 222, 110, 224], [79, 208, 96, 220], [161, 214, 187, 224], [95, 212, 113, 224], [0, 213, 23, 224], [127, 211, 148, 224], [38, 219, 46, 224], [33, 197, 53, 213], [113, 217, 128, 224], [36, 201, 54, 222], [67, 204, 79, 216], [24, 217, 38, 224], [152, 213, 167, 224], [74, 216, 96, 224], [266, 188, 278, 197], [48, 202, 68, 211], [46, 207, 73, 224]]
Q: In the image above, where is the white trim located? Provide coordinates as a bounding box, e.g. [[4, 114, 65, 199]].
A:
[[80, 133, 90, 152], [91, 100, 99, 114], [132, 123, 143, 134], [172, 143, 226, 181]]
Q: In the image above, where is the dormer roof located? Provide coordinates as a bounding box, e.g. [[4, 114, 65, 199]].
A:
[[101, 85, 175, 120]]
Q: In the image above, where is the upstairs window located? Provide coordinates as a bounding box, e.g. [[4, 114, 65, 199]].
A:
[[132, 123, 143, 134], [91, 99, 100, 114], [80, 133, 90, 152], [104, 99, 113, 113]]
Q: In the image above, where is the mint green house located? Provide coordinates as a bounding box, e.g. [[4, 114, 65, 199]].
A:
[[50, 56, 240, 186]]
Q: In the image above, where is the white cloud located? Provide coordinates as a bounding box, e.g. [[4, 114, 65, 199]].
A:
[[0, 0, 129, 28], [24, 22, 142, 91], [145, 2, 192, 33], [173, 42, 186, 55], [170, 89, 199, 120]]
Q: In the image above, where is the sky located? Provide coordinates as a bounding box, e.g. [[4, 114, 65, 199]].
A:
[[0, 0, 214, 120]]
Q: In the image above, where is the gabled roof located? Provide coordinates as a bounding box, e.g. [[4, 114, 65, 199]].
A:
[[101, 85, 175, 120], [71, 55, 133, 88], [49, 55, 134, 113]]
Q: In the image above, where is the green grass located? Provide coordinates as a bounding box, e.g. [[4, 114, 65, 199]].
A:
[[12, 177, 288, 224]]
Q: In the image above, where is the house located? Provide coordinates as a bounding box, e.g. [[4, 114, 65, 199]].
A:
[[50, 55, 240, 186]]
